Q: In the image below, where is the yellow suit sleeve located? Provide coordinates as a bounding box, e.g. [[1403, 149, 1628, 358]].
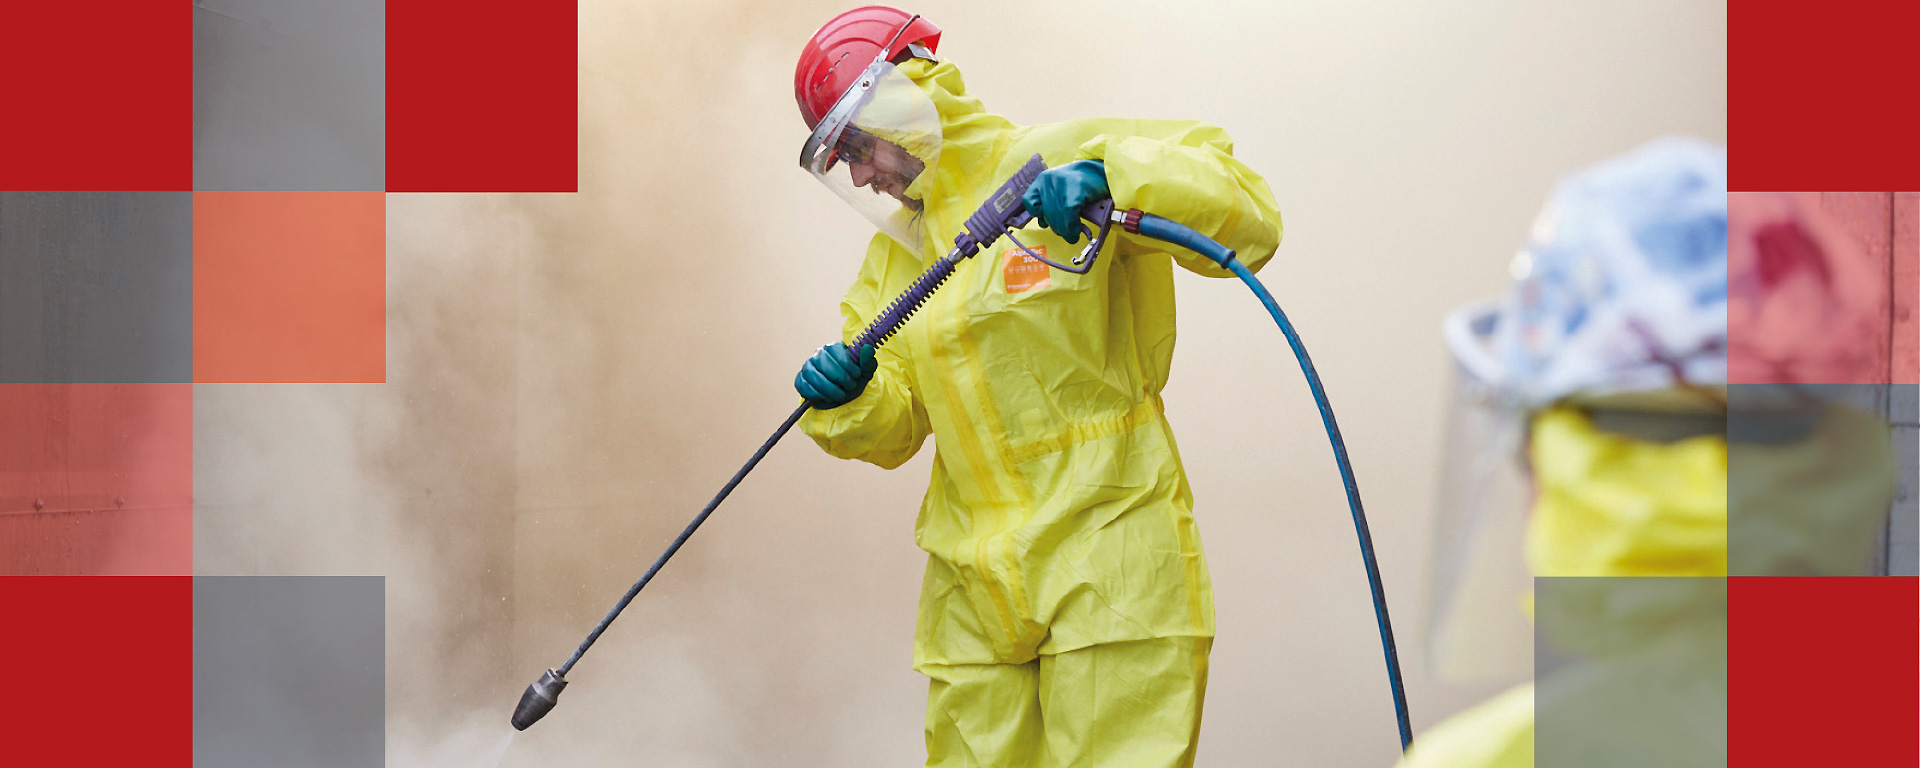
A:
[[1076, 125, 1283, 277], [798, 234, 934, 470]]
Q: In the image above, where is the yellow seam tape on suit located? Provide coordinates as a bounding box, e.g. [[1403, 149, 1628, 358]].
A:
[[1008, 397, 1162, 465], [951, 277, 1042, 650], [925, 265, 1023, 655]]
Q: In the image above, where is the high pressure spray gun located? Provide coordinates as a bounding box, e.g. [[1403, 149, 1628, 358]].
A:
[[512, 155, 1413, 752]]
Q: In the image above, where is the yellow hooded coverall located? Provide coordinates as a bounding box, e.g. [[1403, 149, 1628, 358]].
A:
[[799, 58, 1282, 767]]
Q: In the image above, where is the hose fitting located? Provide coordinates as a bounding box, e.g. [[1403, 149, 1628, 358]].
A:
[[1131, 212, 1237, 269]]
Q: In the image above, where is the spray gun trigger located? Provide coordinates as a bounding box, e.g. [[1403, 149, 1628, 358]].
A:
[[1073, 223, 1097, 265], [1072, 197, 1118, 268]]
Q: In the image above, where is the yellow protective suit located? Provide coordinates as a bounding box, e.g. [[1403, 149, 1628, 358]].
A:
[[799, 57, 1281, 766]]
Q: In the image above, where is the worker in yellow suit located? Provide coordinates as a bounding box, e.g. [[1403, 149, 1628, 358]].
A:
[[788, 7, 1281, 767], [1410, 148, 1897, 767]]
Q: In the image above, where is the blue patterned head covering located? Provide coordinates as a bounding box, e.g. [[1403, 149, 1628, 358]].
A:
[[1451, 138, 1728, 408]]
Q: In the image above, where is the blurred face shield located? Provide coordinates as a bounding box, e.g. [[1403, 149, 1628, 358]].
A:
[[1430, 339, 1897, 680], [1426, 301, 1537, 681], [1429, 305, 1731, 681], [800, 60, 943, 252], [1425, 138, 1731, 681]]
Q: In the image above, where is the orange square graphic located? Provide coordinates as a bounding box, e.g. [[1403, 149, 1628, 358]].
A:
[[1003, 246, 1053, 294], [193, 192, 385, 383]]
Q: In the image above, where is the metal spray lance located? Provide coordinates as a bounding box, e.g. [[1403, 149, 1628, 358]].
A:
[[510, 155, 1112, 731]]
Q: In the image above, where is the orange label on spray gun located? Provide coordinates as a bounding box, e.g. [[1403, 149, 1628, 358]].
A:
[[1003, 246, 1052, 293]]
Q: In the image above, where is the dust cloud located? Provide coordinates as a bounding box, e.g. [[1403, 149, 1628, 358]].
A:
[[190, 0, 1725, 765]]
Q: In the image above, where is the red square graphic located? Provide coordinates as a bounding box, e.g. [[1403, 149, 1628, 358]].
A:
[[388, 0, 578, 192], [1732, 1, 1920, 190], [0, 384, 192, 576], [0, 577, 191, 767], [1729, 577, 1918, 766], [1728, 192, 1913, 385], [0, 2, 190, 190]]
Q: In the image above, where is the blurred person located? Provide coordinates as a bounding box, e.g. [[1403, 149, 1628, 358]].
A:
[[1406, 146, 1896, 768], [788, 6, 1282, 767]]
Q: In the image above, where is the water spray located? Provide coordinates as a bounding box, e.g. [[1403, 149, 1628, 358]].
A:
[[511, 154, 1412, 751]]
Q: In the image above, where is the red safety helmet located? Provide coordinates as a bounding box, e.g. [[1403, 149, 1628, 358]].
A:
[[794, 7, 942, 130]]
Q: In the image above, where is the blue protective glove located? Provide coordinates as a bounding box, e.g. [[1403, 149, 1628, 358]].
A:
[[795, 342, 878, 409], [1021, 159, 1109, 243]]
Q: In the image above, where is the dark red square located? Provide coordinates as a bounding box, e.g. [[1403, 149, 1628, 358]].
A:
[[1731, 1, 1920, 190], [0, 577, 191, 766], [0, 3, 191, 191], [387, 0, 578, 192], [1729, 577, 1918, 766]]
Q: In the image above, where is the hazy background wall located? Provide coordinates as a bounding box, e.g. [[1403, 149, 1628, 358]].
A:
[[192, 1, 1727, 765]]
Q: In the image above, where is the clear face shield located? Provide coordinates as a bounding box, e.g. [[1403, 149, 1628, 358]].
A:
[[799, 60, 943, 252], [1426, 301, 1538, 682]]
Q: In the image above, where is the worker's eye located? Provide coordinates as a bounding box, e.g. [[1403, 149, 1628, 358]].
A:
[[838, 135, 876, 165]]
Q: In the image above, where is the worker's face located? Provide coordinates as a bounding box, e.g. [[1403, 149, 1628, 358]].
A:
[[798, 65, 941, 251], [840, 132, 926, 211]]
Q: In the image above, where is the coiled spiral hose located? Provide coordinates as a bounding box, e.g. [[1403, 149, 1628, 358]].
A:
[[852, 251, 964, 350]]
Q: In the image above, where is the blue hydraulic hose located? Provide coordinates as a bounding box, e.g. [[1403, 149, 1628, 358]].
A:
[[1134, 213, 1414, 752]]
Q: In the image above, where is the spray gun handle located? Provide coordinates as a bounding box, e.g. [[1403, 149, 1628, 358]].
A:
[[848, 155, 1118, 352], [962, 154, 1050, 250], [1075, 197, 1117, 267], [1010, 196, 1116, 275]]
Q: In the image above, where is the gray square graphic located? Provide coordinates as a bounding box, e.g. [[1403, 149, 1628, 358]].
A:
[[0, 192, 193, 383], [193, 0, 385, 190], [1728, 384, 1916, 576], [195, 576, 384, 768], [1535, 576, 1727, 767]]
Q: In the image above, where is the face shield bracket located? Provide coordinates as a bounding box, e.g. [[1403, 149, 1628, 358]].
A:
[[799, 13, 932, 172], [799, 59, 887, 173]]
